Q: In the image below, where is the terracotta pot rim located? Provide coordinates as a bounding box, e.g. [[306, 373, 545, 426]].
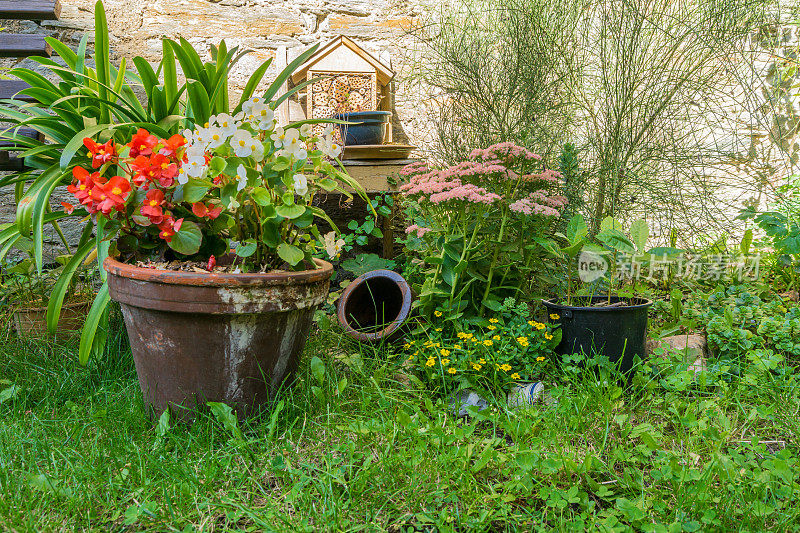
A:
[[104, 256, 333, 288]]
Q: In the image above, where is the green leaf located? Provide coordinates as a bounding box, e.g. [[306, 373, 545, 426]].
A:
[[629, 219, 649, 253], [94, 1, 111, 124], [207, 401, 243, 440], [341, 253, 396, 277], [740, 228, 753, 256], [168, 220, 202, 255], [235, 239, 257, 258], [565, 214, 588, 245], [78, 284, 111, 366], [310, 356, 326, 385], [183, 180, 210, 203], [46, 240, 95, 334], [251, 187, 272, 206], [276, 204, 306, 219], [599, 216, 620, 233], [277, 243, 304, 266], [482, 299, 502, 311], [0, 385, 20, 404]]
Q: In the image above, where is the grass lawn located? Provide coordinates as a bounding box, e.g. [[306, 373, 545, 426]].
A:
[[1, 315, 800, 532]]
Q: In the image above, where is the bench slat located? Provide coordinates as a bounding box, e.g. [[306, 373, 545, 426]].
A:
[[0, 128, 42, 171], [0, 80, 36, 102], [0, 34, 51, 58], [0, 1, 60, 20]]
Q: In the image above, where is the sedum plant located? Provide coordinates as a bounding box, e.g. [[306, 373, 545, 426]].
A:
[[400, 142, 566, 321]]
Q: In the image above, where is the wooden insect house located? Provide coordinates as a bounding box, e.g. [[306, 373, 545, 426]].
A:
[[289, 35, 399, 149]]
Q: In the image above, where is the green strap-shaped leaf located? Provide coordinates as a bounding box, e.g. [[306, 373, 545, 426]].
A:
[[262, 44, 319, 102], [94, 1, 111, 125], [234, 58, 272, 114], [79, 283, 111, 366], [32, 168, 70, 272], [46, 240, 95, 334]]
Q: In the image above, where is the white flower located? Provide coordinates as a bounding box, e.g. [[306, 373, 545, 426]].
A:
[[193, 126, 211, 150], [249, 138, 265, 162], [322, 124, 335, 138], [185, 143, 206, 159], [206, 125, 226, 150], [282, 135, 306, 159], [182, 156, 207, 178], [214, 113, 238, 137], [252, 104, 276, 131], [323, 231, 345, 259], [293, 173, 308, 196], [177, 166, 189, 185], [182, 128, 197, 144], [319, 137, 342, 159], [242, 96, 264, 116], [231, 129, 254, 158], [270, 127, 287, 148], [236, 164, 248, 191], [299, 123, 313, 137]]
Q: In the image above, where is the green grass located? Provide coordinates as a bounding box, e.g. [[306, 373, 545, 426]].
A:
[[1, 316, 800, 532]]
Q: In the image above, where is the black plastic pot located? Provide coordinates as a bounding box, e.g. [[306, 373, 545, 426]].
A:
[[337, 269, 413, 342], [334, 111, 392, 145], [542, 296, 652, 374]]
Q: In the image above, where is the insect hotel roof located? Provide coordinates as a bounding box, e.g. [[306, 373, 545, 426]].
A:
[[291, 35, 395, 123]]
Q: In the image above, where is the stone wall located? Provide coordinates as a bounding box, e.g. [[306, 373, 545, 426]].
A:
[[0, 0, 433, 262]]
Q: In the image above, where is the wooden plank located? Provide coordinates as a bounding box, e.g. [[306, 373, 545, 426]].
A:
[[0, 80, 36, 102], [0, 34, 51, 58], [0, 0, 60, 20], [0, 128, 42, 171]]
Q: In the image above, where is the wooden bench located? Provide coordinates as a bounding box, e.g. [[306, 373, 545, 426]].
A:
[[0, 0, 60, 171]]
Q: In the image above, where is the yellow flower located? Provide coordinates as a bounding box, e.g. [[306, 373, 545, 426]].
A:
[[454, 344, 462, 350], [448, 367, 457, 374], [495, 364, 501, 370], [434, 310, 443, 317], [483, 339, 493, 346], [536, 356, 545, 362], [549, 313, 560, 320], [544, 333, 553, 340], [435, 328, 442, 332], [487, 325, 496, 331], [471, 362, 483, 371], [434, 343, 441, 348], [511, 373, 521, 380], [457, 332, 467, 339], [500, 363, 512, 372], [516, 336, 528, 345], [489, 318, 499, 323], [440, 349, 451, 357], [425, 358, 436, 367], [493, 335, 501, 341], [407, 340, 416, 345], [424, 340, 434, 348], [407, 355, 414, 361], [441, 358, 451, 366], [528, 320, 536, 327], [479, 358, 486, 365], [534, 323, 545, 330]]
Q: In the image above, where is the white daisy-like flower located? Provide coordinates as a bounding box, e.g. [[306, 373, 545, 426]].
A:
[[252, 104, 276, 131], [282, 135, 306, 158], [299, 123, 313, 138], [182, 156, 207, 178], [319, 137, 342, 159], [177, 166, 189, 185], [270, 127, 287, 148], [293, 173, 308, 196], [242, 96, 264, 116], [185, 143, 206, 159], [231, 129, 254, 158], [249, 138, 265, 162]]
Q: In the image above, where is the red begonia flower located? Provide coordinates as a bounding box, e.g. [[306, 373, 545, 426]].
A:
[[128, 128, 158, 158], [160, 134, 187, 157], [83, 138, 117, 169], [61, 202, 75, 214], [141, 189, 166, 223]]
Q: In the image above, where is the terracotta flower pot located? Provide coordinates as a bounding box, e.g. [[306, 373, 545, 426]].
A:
[[12, 299, 91, 337], [104, 257, 333, 418]]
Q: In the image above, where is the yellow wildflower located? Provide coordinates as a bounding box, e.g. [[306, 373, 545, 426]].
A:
[[549, 313, 560, 320], [528, 320, 536, 327], [424, 340, 434, 348], [516, 336, 529, 345], [489, 318, 499, 323], [511, 373, 521, 380], [536, 356, 545, 362], [407, 355, 414, 361], [441, 358, 451, 366], [457, 332, 466, 339], [440, 349, 451, 357], [471, 362, 483, 371], [403, 343, 411, 349], [495, 364, 500, 370], [544, 333, 553, 340], [500, 363, 512, 372], [483, 339, 493, 346], [434, 342, 441, 348], [448, 367, 457, 374], [487, 325, 496, 331], [454, 344, 462, 350], [434, 310, 443, 317], [479, 358, 486, 365], [435, 328, 442, 332], [426, 358, 436, 367], [534, 322, 545, 330], [493, 335, 501, 341]]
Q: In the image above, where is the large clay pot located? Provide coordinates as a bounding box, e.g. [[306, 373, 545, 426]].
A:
[[104, 257, 333, 417]]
